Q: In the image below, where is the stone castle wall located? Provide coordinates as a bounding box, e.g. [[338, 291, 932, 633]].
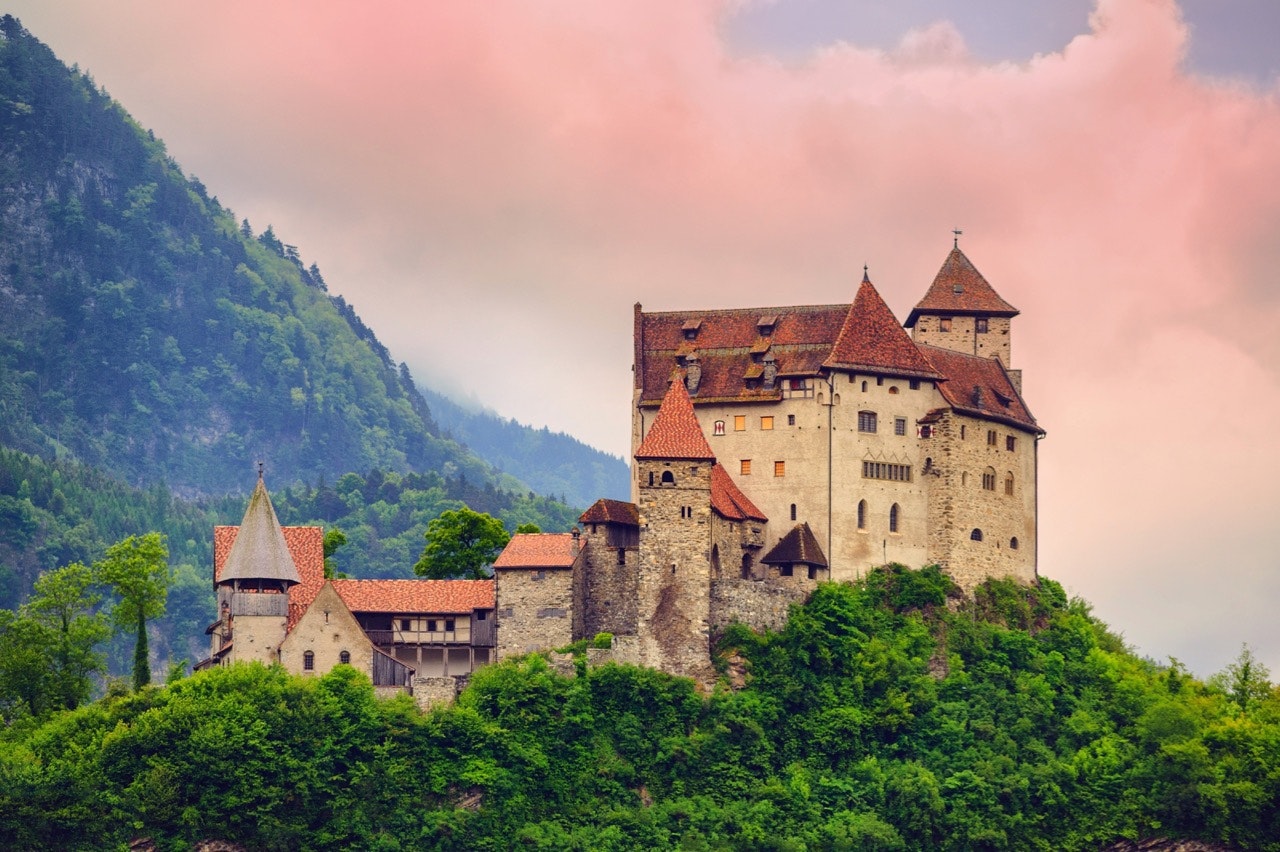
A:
[[911, 314, 1013, 366], [710, 578, 807, 634], [494, 566, 574, 660], [925, 410, 1037, 591], [576, 533, 639, 639]]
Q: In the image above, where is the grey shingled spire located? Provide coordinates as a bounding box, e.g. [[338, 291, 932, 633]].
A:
[[219, 470, 302, 586]]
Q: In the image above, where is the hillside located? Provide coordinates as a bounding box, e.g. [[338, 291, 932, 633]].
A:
[[423, 387, 629, 508], [0, 15, 532, 498], [1, 570, 1275, 850]]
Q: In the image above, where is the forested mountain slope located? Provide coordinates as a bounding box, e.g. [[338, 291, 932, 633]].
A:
[[424, 388, 629, 508], [0, 16, 523, 498]]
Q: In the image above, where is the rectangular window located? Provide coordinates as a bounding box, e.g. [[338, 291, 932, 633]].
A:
[[781, 378, 814, 398], [987, 429, 997, 446], [939, 317, 952, 332], [1006, 435, 1016, 451], [787, 414, 795, 426], [919, 424, 933, 438], [982, 472, 996, 491], [774, 461, 785, 477], [740, 459, 752, 476], [909, 379, 920, 390], [445, 619, 455, 632], [960, 425, 967, 439], [713, 420, 725, 436], [427, 619, 437, 632], [894, 417, 907, 436], [858, 411, 877, 433], [734, 415, 746, 431], [760, 416, 774, 431], [862, 461, 912, 482], [975, 317, 989, 333], [400, 619, 411, 631]]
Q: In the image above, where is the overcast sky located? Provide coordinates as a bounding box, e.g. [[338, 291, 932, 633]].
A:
[[6, 0, 1279, 680]]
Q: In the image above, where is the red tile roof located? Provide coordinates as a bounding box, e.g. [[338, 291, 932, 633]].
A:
[[762, 522, 828, 567], [216, 525, 326, 631], [635, 376, 716, 461], [579, 498, 640, 526], [710, 463, 767, 522], [919, 344, 1042, 433], [906, 247, 1018, 326], [824, 275, 943, 380], [331, 579, 494, 614], [493, 533, 581, 569], [635, 302, 849, 406]]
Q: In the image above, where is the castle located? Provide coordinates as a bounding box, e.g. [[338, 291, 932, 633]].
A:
[[197, 243, 1042, 696]]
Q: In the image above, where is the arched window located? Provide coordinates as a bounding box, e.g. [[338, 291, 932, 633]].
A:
[[858, 411, 877, 433], [1010, 537, 1019, 550], [303, 650, 315, 671], [790, 503, 797, 521], [857, 499, 867, 531], [660, 470, 675, 485], [339, 650, 350, 665], [861, 380, 868, 392], [889, 503, 900, 533], [1004, 472, 1015, 496], [982, 467, 996, 491], [970, 528, 984, 542]]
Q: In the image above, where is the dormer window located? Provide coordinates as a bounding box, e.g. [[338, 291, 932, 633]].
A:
[[953, 283, 964, 294], [682, 319, 702, 340], [757, 315, 777, 335]]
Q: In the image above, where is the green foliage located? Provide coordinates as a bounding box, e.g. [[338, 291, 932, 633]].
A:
[[413, 508, 510, 579], [94, 533, 168, 689]]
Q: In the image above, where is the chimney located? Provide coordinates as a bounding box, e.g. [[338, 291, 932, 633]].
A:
[[685, 356, 701, 394], [762, 353, 777, 390], [570, 526, 581, 557]]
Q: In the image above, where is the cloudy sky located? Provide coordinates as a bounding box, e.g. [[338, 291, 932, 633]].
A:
[[7, 0, 1279, 679]]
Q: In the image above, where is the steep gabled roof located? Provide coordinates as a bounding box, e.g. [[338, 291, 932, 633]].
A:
[[824, 274, 943, 380], [635, 376, 716, 461], [492, 533, 581, 570], [906, 247, 1018, 327], [217, 476, 302, 587], [919, 343, 1042, 434], [761, 522, 828, 567], [331, 579, 494, 614], [579, 498, 640, 526], [710, 463, 767, 522]]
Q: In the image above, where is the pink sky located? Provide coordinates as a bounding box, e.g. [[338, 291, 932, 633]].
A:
[[8, 0, 1280, 679]]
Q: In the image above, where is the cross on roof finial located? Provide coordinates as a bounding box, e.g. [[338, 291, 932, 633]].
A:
[[953, 228, 963, 249], [256, 460, 264, 481]]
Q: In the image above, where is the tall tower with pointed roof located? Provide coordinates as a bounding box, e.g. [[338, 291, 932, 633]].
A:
[[212, 471, 301, 665], [632, 376, 717, 681], [905, 246, 1020, 369]]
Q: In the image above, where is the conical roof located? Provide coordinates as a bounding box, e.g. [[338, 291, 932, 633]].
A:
[[219, 473, 302, 586], [824, 273, 943, 379], [905, 247, 1018, 327], [761, 522, 828, 567], [635, 374, 716, 461]]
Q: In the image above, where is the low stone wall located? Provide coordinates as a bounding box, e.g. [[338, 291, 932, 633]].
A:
[[412, 675, 460, 711], [710, 578, 808, 634]]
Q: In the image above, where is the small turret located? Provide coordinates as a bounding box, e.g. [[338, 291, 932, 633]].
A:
[[905, 245, 1019, 366], [214, 467, 300, 664]]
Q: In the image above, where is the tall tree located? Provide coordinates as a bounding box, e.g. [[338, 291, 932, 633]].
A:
[[413, 507, 509, 579], [96, 533, 169, 689], [23, 562, 108, 710]]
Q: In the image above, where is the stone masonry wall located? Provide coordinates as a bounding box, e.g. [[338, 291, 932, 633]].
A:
[[710, 578, 807, 634], [925, 410, 1037, 592], [576, 531, 639, 640], [494, 567, 574, 660]]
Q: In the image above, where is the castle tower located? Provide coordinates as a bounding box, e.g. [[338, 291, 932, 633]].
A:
[[905, 246, 1019, 378], [633, 375, 717, 683], [213, 469, 301, 665]]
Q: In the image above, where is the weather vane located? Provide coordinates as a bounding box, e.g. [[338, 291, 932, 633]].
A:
[[953, 228, 963, 249]]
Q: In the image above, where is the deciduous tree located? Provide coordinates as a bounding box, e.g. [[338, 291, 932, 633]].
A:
[[413, 508, 509, 579], [96, 533, 169, 689]]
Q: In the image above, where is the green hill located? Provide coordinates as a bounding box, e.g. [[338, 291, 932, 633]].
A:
[[1, 570, 1275, 850], [0, 14, 520, 498]]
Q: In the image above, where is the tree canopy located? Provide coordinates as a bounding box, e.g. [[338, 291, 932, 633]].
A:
[[413, 507, 510, 579], [95, 533, 168, 689]]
